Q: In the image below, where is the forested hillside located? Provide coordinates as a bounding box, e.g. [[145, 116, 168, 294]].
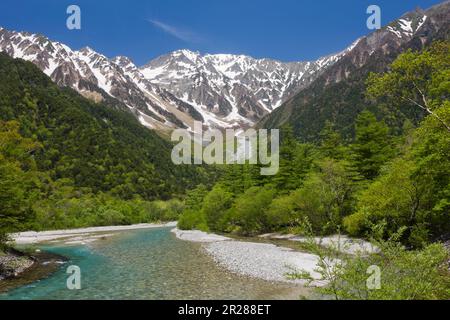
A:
[[0, 53, 210, 199], [0, 53, 215, 237]]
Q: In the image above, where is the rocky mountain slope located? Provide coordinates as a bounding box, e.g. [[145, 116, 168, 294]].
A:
[[258, 1, 450, 140], [140, 48, 353, 126]]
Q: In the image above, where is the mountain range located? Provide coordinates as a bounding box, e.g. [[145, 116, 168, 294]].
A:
[[0, 23, 355, 132], [0, 1, 449, 137]]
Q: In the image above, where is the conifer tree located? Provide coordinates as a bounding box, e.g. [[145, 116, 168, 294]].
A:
[[350, 111, 393, 180]]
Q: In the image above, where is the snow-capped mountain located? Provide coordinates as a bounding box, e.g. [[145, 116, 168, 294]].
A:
[[0, 28, 201, 131], [0, 26, 353, 131], [139, 49, 349, 125], [1, 3, 432, 133]]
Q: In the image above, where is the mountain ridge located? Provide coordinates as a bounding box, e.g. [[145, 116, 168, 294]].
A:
[[1, 2, 446, 135], [257, 1, 450, 140], [0, 27, 353, 132]]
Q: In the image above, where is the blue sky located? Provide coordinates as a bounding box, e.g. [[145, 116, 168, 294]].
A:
[[0, 0, 444, 66]]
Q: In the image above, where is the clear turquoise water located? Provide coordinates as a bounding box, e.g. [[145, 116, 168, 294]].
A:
[[1, 227, 306, 300]]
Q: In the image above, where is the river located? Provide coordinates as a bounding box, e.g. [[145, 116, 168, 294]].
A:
[[1, 227, 308, 300]]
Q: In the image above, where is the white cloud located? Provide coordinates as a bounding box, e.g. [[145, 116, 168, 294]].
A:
[[148, 19, 202, 43]]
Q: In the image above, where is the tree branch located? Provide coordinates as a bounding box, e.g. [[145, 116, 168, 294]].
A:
[[401, 97, 450, 133]]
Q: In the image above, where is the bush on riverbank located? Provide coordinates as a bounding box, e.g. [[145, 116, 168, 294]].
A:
[[289, 225, 450, 300], [178, 209, 209, 232], [32, 194, 184, 230]]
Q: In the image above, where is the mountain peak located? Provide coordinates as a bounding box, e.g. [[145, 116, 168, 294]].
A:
[[79, 46, 95, 54], [173, 49, 200, 61], [112, 55, 135, 67]]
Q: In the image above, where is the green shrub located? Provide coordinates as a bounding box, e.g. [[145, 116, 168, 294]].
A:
[[231, 186, 276, 235], [290, 225, 450, 300], [202, 185, 233, 231], [289, 159, 359, 234], [344, 156, 447, 247], [177, 210, 209, 232], [267, 193, 300, 230], [31, 192, 184, 230]]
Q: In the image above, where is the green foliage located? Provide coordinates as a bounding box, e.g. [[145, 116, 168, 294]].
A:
[[267, 192, 300, 230], [202, 185, 233, 231], [345, 103, 450, 247], [149, 199, 185, 222], [273, 126, 317, 191], [344, 43, 450, 246], [0, 121, 41, 243], [31, 188, 184, 231], [367, 41, 450, 132], [344, 159, 425, 244], [319, 121, 349, 160], [184, 184, 209, 211], [0, 53, 208, 201], [220, 164, 261, 196], [363, 242, 450, 300], [349, 111, 394, 180], [289, 159, 360, 234], [411, 101, 450, 240], [1, 121, 185, 238], [178, 210, 209, 232], [230, 186, 276, 235], [291, 225, 450, 300]]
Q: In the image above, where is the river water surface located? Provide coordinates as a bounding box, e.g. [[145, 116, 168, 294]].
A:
[[1, 227, 307, 300]]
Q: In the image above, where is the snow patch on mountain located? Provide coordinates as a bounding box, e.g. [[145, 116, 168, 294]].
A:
[[386, 14, 428, 39]]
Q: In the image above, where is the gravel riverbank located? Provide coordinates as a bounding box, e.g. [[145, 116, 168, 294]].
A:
[[172, 228, 328, 286], [12, 222, 178, 245], [260, 233, 378, 255], [205, 241, 326, 285]]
